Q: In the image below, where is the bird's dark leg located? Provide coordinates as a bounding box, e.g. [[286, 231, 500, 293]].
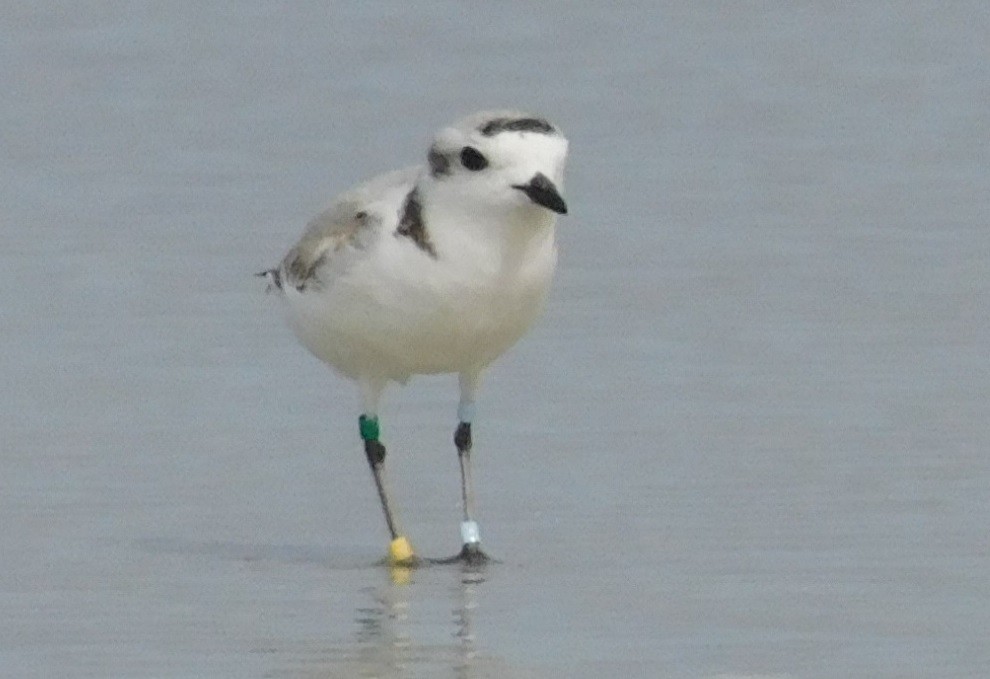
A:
[[454, 392, 490, 564], [455, 421, 476, 528], [359, 414, 415, 564]]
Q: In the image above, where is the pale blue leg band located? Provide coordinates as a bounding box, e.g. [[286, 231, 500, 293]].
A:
[[457, 400, 476, 424]]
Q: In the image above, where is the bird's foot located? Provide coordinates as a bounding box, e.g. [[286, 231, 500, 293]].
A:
[[430, 541, 495, 566], [457, 541, 494, 566]]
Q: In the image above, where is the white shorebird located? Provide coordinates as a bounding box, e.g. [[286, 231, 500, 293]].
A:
[[261, 110, 569, 564]]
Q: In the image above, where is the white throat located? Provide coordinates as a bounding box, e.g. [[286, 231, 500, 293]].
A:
[[418, 176, 558, 269]]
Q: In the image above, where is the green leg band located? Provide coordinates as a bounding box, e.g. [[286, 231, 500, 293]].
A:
[[359, 415, 380, 442]]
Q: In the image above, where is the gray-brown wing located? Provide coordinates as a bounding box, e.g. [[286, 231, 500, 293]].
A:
[[279, 199, 378, 291], [261, 166, 420, 293]]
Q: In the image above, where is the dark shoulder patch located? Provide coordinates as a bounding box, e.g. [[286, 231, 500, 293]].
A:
[[479, 117, 555, 137], [395, 188, 437, 258], [428, 145, 450, 177]]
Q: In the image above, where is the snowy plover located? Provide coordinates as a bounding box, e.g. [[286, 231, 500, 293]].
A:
[[261, 110, 569, 564]]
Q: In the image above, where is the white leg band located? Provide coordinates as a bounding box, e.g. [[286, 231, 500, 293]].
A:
[[460, 520, 481, 545]]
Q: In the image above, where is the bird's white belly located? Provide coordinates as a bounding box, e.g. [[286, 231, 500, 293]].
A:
[[283, 250, 554, 381]]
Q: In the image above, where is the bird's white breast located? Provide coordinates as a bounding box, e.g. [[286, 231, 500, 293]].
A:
[[281, 206, 558, 383]]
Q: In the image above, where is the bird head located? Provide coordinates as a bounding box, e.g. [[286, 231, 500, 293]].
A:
[[422, 110, 569, 221]]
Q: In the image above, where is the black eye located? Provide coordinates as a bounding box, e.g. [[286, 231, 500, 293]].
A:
[[460, 146, 488, 171]]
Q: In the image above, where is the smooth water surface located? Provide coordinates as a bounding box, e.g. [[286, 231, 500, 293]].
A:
[[3, 4, 989, 677]]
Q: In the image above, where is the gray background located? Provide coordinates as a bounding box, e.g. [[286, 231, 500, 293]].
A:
[[2, 3, 988, 678]]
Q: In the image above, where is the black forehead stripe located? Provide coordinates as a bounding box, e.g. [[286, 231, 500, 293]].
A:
[[479, 117, 555, 136]]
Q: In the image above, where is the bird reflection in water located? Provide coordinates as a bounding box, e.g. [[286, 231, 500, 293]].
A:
[[349, 566, 490, 679]]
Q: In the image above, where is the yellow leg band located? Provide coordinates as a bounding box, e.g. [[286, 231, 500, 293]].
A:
[[388, 536, 415, 564]]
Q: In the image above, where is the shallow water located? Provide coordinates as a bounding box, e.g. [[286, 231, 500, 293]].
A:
[[3, 3, 989, 678]]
